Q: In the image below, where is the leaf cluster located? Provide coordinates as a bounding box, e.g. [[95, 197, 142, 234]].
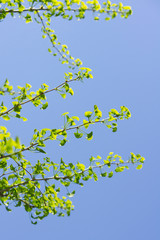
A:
[[0, 0, 145, 223]]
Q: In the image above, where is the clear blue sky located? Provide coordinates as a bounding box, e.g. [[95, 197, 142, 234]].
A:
[[1, 0, 160, 239]]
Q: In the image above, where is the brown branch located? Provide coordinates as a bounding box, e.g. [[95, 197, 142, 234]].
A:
[[36, 11, 73, 65], [0, 166, 32, 178], [0, 117, 109, 160], [11, 158, 45, 200], [0, 7, 125, 15], [18, 198, 36, 208], [0, 160, 130, 194], [0, 77, 78, 117]]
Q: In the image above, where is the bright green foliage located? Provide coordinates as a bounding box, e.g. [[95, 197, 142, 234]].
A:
[[0, 0, 144, 224]]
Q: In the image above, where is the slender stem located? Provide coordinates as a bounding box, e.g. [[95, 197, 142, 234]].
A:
[[10, 158, 46, 199], [0, 7, 125, 14], [18, 198, 36, 208], [36, 11, 73, 65], [0, 77, 78, 117], [0, 160, 130, 194], [0, 166, 32, 178], [0, 117, 109, 160]]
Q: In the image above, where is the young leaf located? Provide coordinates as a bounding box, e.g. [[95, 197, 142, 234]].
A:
[[41, 102, 48, 110], [86, 131, 93, 140], [108, 172, 113, 178], [136, 164, 143, 170], [84, 111, 92, 118], [74, 132, 83, 139], [60, 139, 67, 146]]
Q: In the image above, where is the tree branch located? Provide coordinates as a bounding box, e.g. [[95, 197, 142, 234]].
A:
[[0, 117, 110, 160], [0, 160, 130, 194], [0, 77, 79, 117], [0, 7, 125, 15], [36, 11, 74, 65]]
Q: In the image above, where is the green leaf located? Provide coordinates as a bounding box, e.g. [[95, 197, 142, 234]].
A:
[[60, 139, 67, 146], [25, 14, 32, 23], [21, 117, 27, 122], [93, 172, 98, 181], [18, 5, 25, 12], [136, 164, 143, 170], [31, 221, 37, 225], [41, 102, 48, 110], [108, 172, 113, 178], [2, 115, 10, 121], [13, 104, 22, 113], [112, 12, 117, 19], [8, 174, 17, 180], [123, 6, 131, 10], [112, 127, 117, 132], [74, 132, 83, 139], [101, 172, 107, 177], [62, 112, 69, 116], [60, 94, 66, 99], [36, 147, 46, 154], [83, 119, 89, 129], [84, 111, 92, 118], [5, 206, 12, 212], [67, 190, 75, 197], [69, 88, 74, 95], [115, 167, 125, 172], [86, 131, 93, 140], [76, 163, 85, 171], [72, 116, 79, 121]]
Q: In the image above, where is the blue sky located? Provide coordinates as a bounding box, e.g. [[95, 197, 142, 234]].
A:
[[0, 0, 160, 239]]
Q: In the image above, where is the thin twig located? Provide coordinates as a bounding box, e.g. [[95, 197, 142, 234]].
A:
[[0, 166, 32, 178], [36, 11, 73, 65], [0, 77, 79, 117], [0, 7, 125, 15], [0, 160, 130, 194], [11, 159, 45, 199], [0, 117, 109, 160], [18, 198, 36, 208]]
